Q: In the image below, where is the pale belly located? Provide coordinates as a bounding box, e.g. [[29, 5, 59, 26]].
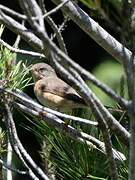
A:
[[35, 92, 77, 112]]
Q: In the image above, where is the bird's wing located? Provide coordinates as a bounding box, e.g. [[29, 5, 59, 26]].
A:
[[41, 77, 86, 105]]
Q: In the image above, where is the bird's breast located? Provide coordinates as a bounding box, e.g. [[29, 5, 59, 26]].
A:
[[34, 83, 75, 111]]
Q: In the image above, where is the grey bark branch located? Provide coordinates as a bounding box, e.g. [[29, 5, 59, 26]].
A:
[[51, 0, 132, 65], [15, 101, 126, 162], [4, 105, 39, 180], [7, 89, 98, 126], [0, 0, 133, 66], [4, 103, 49, 180], [0, 10, 43, 51], [0, 39, 44, 58]]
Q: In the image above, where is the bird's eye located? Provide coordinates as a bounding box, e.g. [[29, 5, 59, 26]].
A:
[[39, 68, 46, 72]]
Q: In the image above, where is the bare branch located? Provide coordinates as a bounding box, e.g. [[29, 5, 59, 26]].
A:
[[0, 0, 133, 66], [4, 111, 39, 180], [18, 0, 45, 32], [51, 0, 132, 65], [43, 0, 69, 18], [0, 10, 43, 51], [15, 101, 126, 162], [5, 88, 98, 126], [4, 103, 50, 180], [0, 5, 26, 20], [0, 39, 45, 58]]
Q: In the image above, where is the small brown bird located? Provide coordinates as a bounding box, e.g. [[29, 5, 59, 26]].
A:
[[31, 63, 87, 112]]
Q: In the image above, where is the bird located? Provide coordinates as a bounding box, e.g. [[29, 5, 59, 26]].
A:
[[31, 63, 87, 112]]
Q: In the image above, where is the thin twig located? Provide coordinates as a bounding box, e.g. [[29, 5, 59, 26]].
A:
[[40, 1, 68, 54], [0, 1, 69, 21], [4, 107, 39, 180], [0, 39, 45, 58], [51, 17, 69, 40], [18, 0, 45, 31], [4, 120, 39, 180], [43, 0, 69, 19]]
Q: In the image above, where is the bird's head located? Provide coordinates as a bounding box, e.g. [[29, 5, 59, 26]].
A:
[[31, 63, 56, 82]]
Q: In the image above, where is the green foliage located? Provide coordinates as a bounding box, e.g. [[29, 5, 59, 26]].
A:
[[0, 47, 32, 90], [0, 46, 33, 179], [0, 128, 6, 157], [30, 121, 107, 179], [78, 0, 122, 11], [23, 113, 128, 180], [79, 0, 98, 10], [48, 133, 109, 180], [78, 0, 128, 33]]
